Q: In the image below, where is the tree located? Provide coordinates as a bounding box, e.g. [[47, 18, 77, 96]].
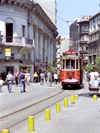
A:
[[86, 64, 93, 75], [47, 61, 55, 73], [95, 54, 100, 72]]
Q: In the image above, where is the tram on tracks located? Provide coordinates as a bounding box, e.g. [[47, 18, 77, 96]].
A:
[[60, 49, 83, 89]]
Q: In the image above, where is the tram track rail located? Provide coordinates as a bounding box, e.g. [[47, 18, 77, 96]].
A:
[[0, 89, 76, 132]]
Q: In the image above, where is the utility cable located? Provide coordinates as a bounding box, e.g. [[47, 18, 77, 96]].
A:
[[33, 0, 70, 26]]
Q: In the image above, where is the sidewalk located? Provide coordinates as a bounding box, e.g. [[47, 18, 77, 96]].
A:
[[14, 81, 100, 133]]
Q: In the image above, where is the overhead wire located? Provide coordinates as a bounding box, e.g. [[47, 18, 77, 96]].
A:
[[33, 0, 70, 27]]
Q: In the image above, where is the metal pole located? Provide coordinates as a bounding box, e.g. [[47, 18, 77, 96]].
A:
[[10, 49, 11, 73]]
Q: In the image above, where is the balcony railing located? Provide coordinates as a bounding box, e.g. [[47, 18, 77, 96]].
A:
[[1, 36, 33, 45]]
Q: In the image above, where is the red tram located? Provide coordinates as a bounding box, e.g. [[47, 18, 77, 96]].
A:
[[60, 49, 83, 89]]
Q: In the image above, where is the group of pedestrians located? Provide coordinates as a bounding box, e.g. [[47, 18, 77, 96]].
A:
[[38, 71, 59, 85], [0, 70, 60, 93], [0, 69, 31, 93]]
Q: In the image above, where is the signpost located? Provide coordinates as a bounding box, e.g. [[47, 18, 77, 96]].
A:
[[5, 48, 11, 72]]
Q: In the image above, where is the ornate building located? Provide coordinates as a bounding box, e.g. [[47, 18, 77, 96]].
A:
[[0, 0, 58, 81]]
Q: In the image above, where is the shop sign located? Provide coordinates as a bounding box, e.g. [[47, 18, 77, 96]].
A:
[[5, 48, 11, 60]]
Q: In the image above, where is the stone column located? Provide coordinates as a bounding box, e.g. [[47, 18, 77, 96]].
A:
[[34, 27, 38, 61], [40, 31, 43, 62], [44, 36, 48, 63], [38, 30, 40, 61], [50, 40, 53, 63], [29, 24, 33, 39], [48, 37, 50, 62]]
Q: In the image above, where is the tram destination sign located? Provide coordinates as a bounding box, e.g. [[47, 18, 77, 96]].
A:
[[65, 49, 76, 55]]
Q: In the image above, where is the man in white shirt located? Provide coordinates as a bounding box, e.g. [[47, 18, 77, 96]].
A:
[[40, 72, 44, 85], [6, 71, 13, 93], [54, 73, 58, 84], [94, 68, 99, 80], [90, 68, 99, 81]]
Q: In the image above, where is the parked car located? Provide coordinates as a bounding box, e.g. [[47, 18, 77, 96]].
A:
[[88, 80, 100, 92]]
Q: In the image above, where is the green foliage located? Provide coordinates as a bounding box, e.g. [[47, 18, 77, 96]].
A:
[[86, 64, 93, 75], [47, 61, 56, 73], [95, 55, 100, 72]]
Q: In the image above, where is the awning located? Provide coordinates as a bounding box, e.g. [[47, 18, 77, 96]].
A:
[[0, 59, 23, 63], [18, 46, 34, 54]]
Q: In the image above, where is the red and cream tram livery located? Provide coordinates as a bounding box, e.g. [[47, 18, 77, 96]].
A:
[[60, 49, 83, 89]]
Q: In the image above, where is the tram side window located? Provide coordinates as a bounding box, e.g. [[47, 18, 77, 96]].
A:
[[63, 59, 65, 69], [71, 60, 75, 69], [76, 59, 78, 69]]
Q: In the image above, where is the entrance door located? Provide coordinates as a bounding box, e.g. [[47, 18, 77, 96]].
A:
[[6, 67, 14, 74], [6, 23, 13, 42]]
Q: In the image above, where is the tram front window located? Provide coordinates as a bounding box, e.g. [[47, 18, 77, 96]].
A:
[[66, 60, 75, 69], [71, 60, 75, 69]]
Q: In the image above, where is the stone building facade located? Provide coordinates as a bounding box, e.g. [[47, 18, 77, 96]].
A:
[[70, 17, 90, 69], [88, 12, 100, 65], [77, 16, 89, 69], [0, 0, 58, 81]]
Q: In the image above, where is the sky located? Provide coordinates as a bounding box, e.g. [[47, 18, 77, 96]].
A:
[[56, 0, 100, 37]]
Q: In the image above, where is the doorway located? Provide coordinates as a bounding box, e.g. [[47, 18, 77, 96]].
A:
[[6, 23, 13, 42]]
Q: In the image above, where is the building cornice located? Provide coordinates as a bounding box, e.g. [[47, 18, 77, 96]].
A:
[[0, 0, 58, 37], [0, 0, 33, 11], [34, 3, 58, 37], [89, 12, 100, 20]]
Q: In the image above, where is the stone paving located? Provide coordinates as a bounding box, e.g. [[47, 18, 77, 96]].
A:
[[14, 80, 100, 133]]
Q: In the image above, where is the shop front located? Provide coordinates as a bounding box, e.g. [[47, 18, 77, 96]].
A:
[[19, 63, 34, 82]]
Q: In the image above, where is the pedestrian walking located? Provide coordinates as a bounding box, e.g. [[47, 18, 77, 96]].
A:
[[0, 77, 4, 92], [25, 70, 31, 85], [50, 74, 52, 86], [47, 72, 51, 84], [19, 70, 26, 93], [14, 70, 19, 86], [44, 71, 47, 83], [40, 72, 44, 85], [6, 71, 13, 93], [87, 71, 91, 82], [33, 72, 38, 83], [54, 72, 58, 84]]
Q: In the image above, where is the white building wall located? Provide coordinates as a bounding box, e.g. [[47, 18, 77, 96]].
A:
[[0, 6, 28, 37], [60, 35, 69, 56], [35, 0, 56, 25], [0, 1, 57, 79]]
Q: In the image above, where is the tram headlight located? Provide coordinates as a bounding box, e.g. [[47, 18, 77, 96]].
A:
[[68, 74, 73, 79]]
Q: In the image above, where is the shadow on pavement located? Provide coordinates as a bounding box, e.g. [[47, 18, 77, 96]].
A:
[[76, 92, 100, 98]]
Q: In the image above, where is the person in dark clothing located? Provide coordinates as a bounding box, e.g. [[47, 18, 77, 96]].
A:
[[19, 70, 26, 93]]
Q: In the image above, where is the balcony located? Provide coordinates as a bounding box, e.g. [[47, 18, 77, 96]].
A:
[[1, 36, 34, 48], [80, 50, 88, 54]]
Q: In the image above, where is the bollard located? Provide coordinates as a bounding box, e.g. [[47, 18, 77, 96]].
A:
[[71, 95, 75, 103], [45, 109, 50, 121], [64, 98, 68, 108], [28, 116, 34, 132], [75, 95, 78, 100], [56, 103, 60, 113], [93, 95, 97, 101], [2, 130, 10, 133]]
